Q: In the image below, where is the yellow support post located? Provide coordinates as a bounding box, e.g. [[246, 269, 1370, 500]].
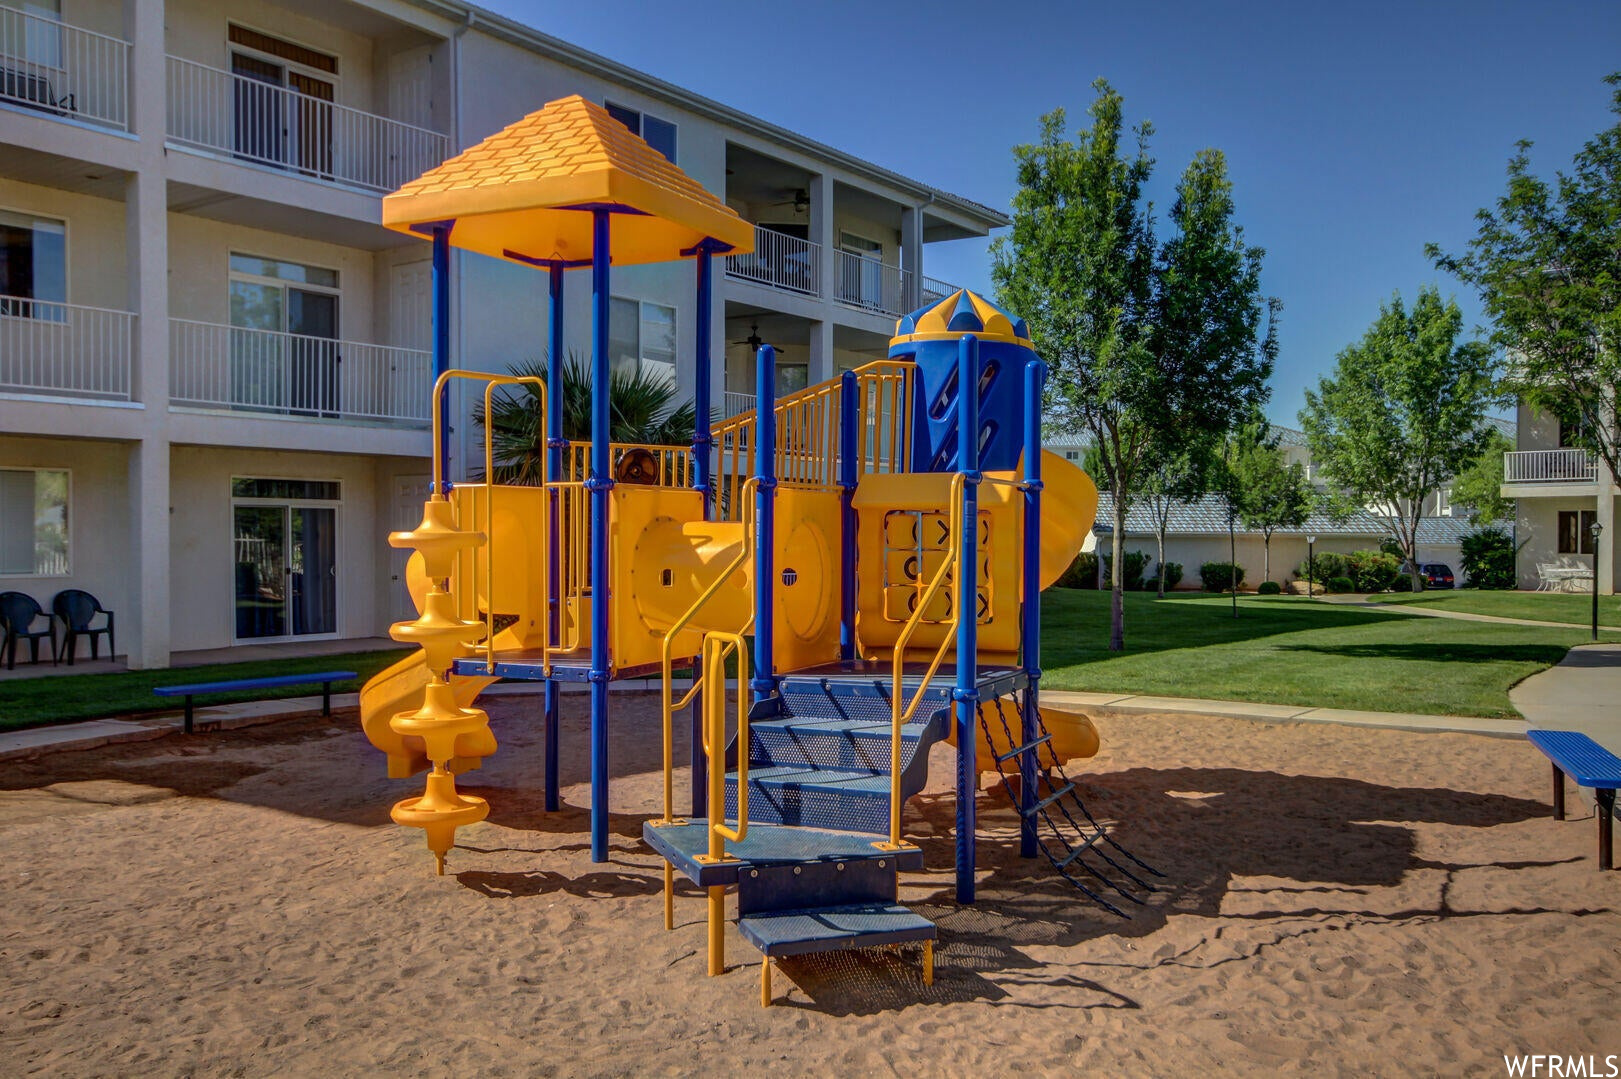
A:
[[707, 885, 725, 976], [923, 939, 935, 987], [663, 861, 674, 932], [760, 957, 771, 1007]]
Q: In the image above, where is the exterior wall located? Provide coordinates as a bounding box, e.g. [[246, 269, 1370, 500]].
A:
[[1519, 401, 1561, 452], [1515, 494, 1620, 591], [1100, 532, 1453, 590], [0, 435, 132, 634], [167, 213, 379, 337], [168, 445, 393, 652], [0, 179, 129, 310]]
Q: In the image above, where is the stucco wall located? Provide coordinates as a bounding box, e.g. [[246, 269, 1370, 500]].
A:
[[0, 179, 129, 311], [168, 446, 389, 652], [0, 436, 131, 648]]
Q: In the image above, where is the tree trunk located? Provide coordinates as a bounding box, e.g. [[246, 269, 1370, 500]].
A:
[[1156, 526, 1167, 599], [1263, 534, 1271, 584], [1110, 499, 1126, 651]]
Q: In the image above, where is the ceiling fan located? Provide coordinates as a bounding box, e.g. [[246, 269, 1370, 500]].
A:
[[768, 188, 810, 214], [731, 324, 765, 352]]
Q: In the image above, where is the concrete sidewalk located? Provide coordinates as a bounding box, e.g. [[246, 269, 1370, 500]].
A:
[[1510, 643, 1621, 756], [1317, 594, 1621, 633], [0, 680, 1528, 763]]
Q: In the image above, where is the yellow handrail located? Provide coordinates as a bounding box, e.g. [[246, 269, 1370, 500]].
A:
[[880, 472, 966, 850], [428, 371, 550, 674], [657, 479, 758, 826], [704, 632, 751, 850]]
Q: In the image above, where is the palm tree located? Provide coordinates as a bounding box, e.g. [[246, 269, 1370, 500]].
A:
[[473, 354, 697, 484]]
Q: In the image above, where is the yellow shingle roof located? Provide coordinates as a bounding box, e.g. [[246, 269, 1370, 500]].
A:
[[382, 95, 754, 267]]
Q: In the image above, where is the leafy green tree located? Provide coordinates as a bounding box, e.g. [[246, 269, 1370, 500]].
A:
[[994, 82, 1276, 650], [1139, 446, 1210, 597], [1430, 73, 1621, 486], [1236, 442, 1311, 584], [1300, 288, 1495, 589], [474, 354, 697, 484], [1450, 429, 1515, 525]]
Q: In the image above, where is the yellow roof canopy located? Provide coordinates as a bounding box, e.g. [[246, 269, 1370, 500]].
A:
[[382, 95, 754, 268]]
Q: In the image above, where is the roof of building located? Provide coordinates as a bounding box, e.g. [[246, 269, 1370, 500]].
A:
[[410, 0, 1008, 232], [1092, 493, 1501, 545], [382, 95, 754, 267]]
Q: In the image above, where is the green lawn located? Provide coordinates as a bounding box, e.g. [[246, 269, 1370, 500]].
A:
[[0, 649, 411, 732], [1040, 590, 1616, 718], [1365, 588, 1621, 626]]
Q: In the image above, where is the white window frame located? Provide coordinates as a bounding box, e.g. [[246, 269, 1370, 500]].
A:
[[604, 100, 677, 163], [0, 204, 69, 315], [227, 251, 341, 335], [0, 465, 71, 578], [228, 474, 343, 643], [610, 296, 677, 385]]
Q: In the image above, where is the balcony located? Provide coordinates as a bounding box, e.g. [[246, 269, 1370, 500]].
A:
[[165, 57, 448, 195], [723, 390, 755, 417], [0, 4, 128, 131], [835, 251, 910, 318], [726, 226, 821, 297], [0, 296, 133, 401], [169, 319, 430, 425], [920, 276, 961, 306], [1504, 449, 1598, 485]]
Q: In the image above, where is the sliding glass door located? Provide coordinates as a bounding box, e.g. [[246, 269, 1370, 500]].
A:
[[232, 479, 339, 640]]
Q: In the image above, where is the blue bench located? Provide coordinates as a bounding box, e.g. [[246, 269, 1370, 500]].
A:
[[153, 671, 356, 734], [1527, 729, 1621, 871]]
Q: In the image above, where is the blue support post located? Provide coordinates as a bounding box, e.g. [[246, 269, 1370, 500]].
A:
[[692, 244, 715, 515], [1019, 359, 1045, 858], [431, 226, 452, 492], [838, 369, 859, 665], [752, 344, 777, 703], [588, 209, 613, 862], [543, 263, 565, 813], [690, 243, 715, 815], [954, 334, 981, 904]]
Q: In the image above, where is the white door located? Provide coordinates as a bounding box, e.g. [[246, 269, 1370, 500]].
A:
[[391, 261, 432, 419], [389, 475, 433, 623], [387, 47, 434, 130]]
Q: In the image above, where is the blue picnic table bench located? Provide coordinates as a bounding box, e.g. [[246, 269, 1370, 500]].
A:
[[1526, 729, 1621, 871], [153, 671, 356, 734]]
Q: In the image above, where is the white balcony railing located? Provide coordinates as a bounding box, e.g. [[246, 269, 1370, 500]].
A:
[[835, 251, 910, 318], [723, 391, 756, 417], [1504, 448, 1598, 484], [0, 296, 133, 400], [726, 226, 821, 297], [165, 56, 449, 194], [920, 276, 961, 306], [169, 319, 430, 425], [0, 5, 128, 130]]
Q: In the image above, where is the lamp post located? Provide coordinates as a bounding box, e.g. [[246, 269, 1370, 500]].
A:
[[1591, 521, 1603, 641], [1307, 535, 1317, 598]]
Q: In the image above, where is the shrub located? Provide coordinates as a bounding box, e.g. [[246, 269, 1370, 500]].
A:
[[1200, 561, 1245, 592], [1256, 580, 1282, 595], [1101, 549, 1150, 591], [1297, 551, 1347, 584], [1057, 552, 1099, 589], [1345, 549, 1400, 592], [1326, 575, 1356, 594], [1391, 573, 1415, 592], [1160, 562, 1184, 590], [1460, 527, 1516, 589]]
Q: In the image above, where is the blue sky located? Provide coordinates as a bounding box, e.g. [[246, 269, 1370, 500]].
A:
[[482, 0, 1619, 426]]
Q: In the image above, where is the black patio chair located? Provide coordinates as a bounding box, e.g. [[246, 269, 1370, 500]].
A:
[[0, 591, 58, 670], [52, 589, 115, 665]]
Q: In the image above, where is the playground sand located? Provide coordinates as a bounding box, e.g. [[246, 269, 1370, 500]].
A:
[[1, 697, 1615, 1077]]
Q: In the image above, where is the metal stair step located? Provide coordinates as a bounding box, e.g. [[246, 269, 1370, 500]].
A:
[[746, 716, 936, 770], [642, 820, 921, 888], [726, 766, 896, 833], [737, 903, 936, 958]]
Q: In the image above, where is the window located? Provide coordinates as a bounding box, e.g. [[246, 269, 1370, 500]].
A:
[[609, 297, 676, 385], [605, 101, 676, 163], [228, 25, 337, 174], [1557, 510, 1597, 555], [229, 253, 340, 415], [232, 477, 339, 639], [0, 468, 68, 575], [1063, 450, 1080, 461], [0, 209, 66, 318]]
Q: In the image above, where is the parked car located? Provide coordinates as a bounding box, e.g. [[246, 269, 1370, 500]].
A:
[[1419, 563, 1455, 589]]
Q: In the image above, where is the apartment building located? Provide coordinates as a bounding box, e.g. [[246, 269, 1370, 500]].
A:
[[1501, 404, 1618, 593], [0, 0, 1005, 668]]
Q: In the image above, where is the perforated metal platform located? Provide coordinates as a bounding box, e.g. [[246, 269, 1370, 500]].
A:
[[737, 903, 936, 958], [642, 821, 921, 887], [449, 649, 694, 683]]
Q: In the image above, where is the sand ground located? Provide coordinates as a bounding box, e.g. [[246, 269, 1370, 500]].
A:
[[1, 694, 1616, 1077]]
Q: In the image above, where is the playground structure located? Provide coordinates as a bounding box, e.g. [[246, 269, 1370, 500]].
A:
[[362, 95, 1157, 1000]]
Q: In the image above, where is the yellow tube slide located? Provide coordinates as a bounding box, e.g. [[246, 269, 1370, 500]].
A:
[[950, 703, 1101, 773]]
